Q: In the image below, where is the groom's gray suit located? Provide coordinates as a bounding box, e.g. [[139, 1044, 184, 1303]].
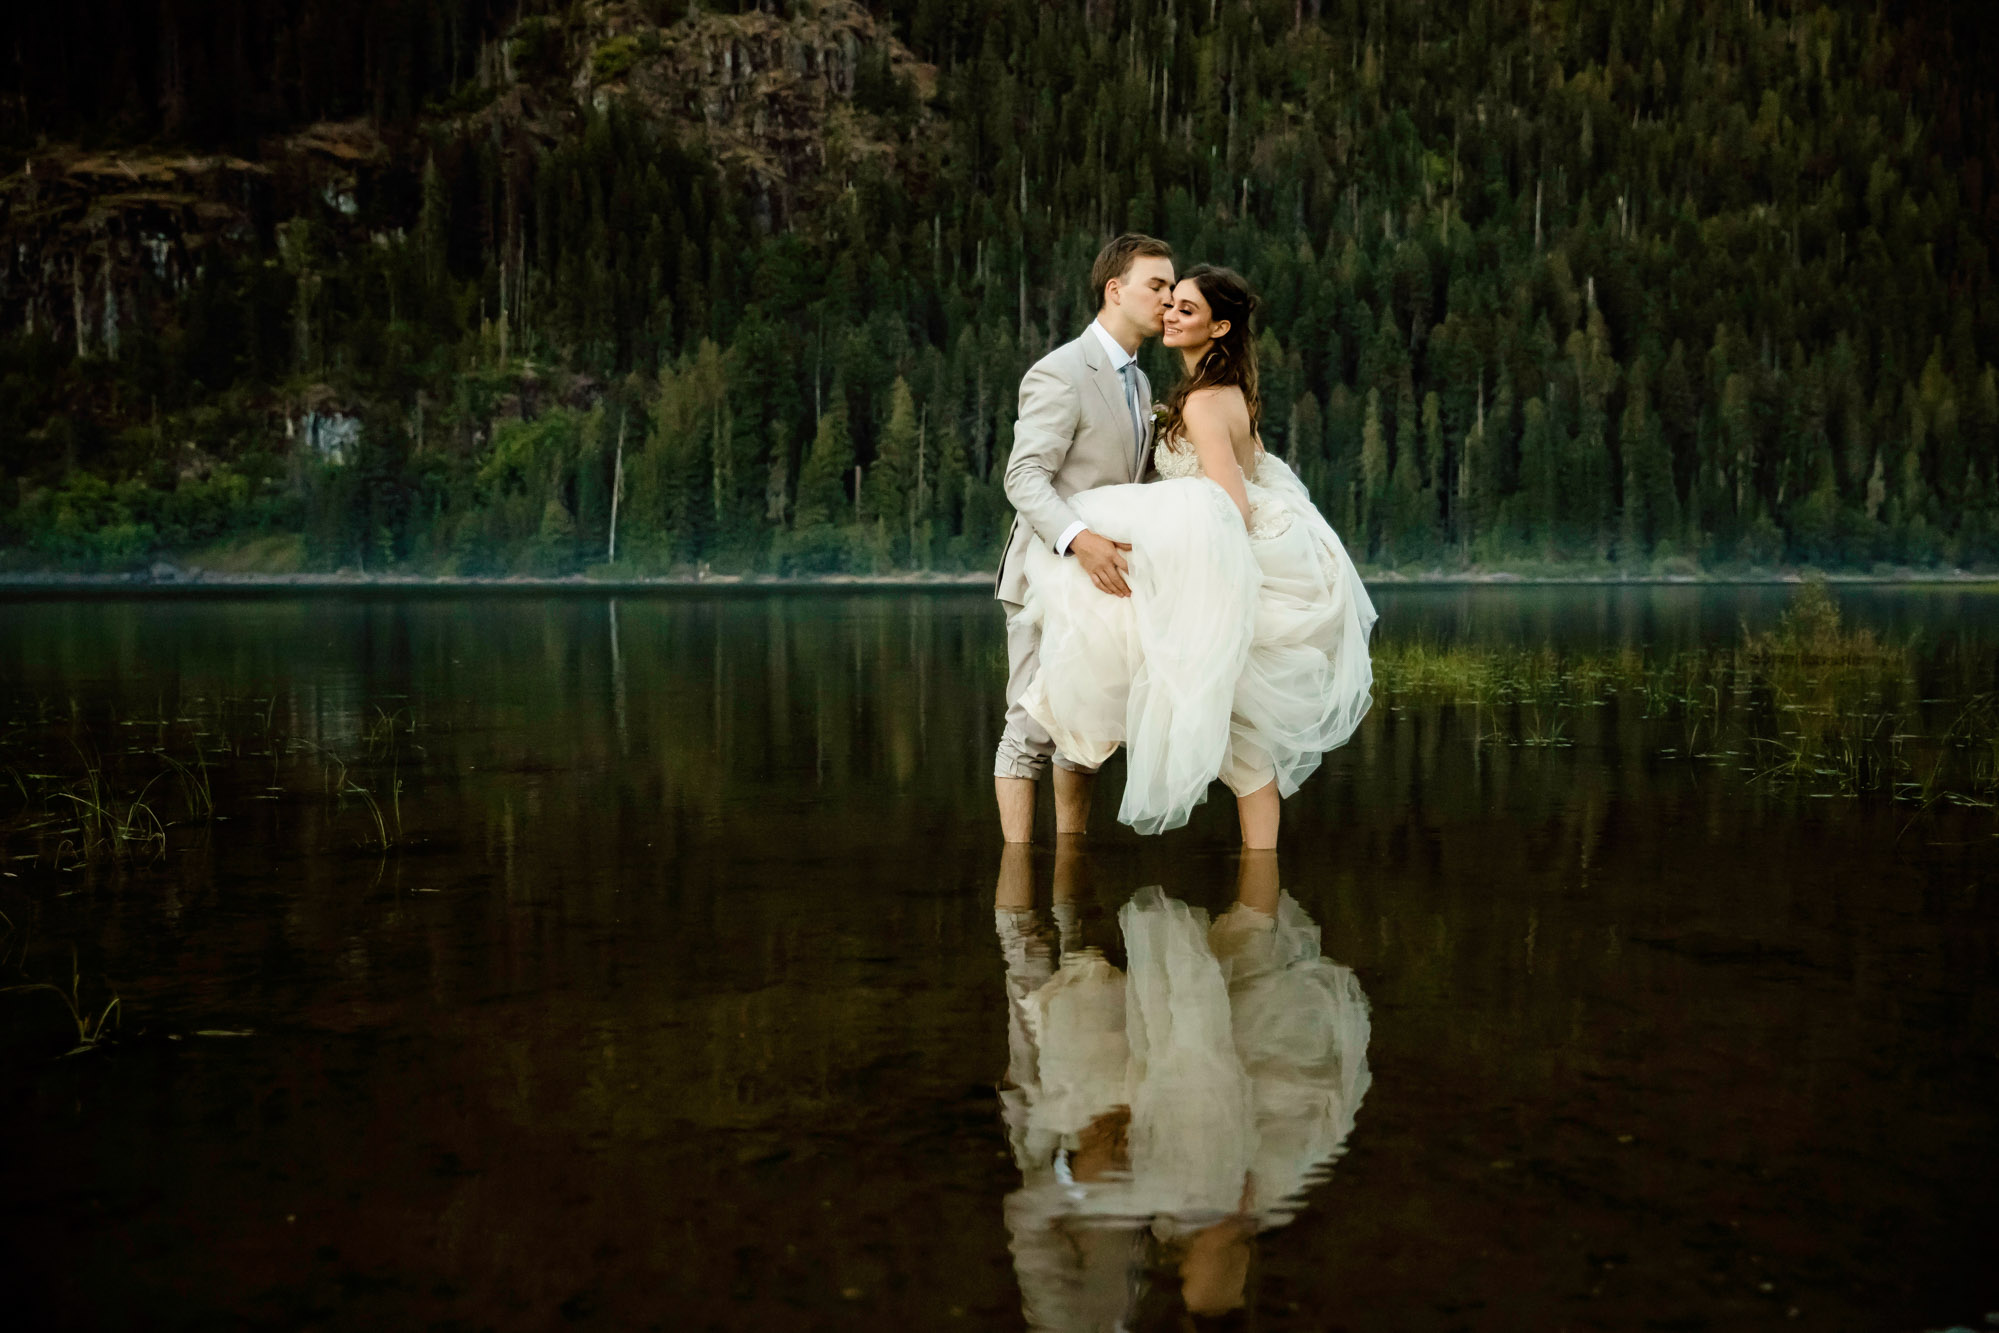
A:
[[993, 324, 1153, 780]]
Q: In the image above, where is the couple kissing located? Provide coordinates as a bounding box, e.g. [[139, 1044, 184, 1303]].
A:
[[993, 232, 1377, 848]]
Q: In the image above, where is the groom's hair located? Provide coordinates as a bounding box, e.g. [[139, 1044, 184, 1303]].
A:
[[1091, 233, 1174, 307]]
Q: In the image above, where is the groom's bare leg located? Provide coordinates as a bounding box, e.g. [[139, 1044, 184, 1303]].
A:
[[1236, 781, 1280, 850], [1051, 833, 1086, 904], [996, 597, 1056, 843], [994, 840, 1035, 909], [996, 777, 1037, 843], [1052, 766, 1094, 834]]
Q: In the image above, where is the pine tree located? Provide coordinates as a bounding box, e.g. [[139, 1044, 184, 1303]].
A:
[[1618, 360, 1678, 560], [1719, 371, 1757, 528], [1324, 384, 1362, 531], [930, 418, 969, 566], [625, 352, 715, 563], [1919, 342, 1961, 505], [1519, 396, 1557, 554], [1564, 309, 1617, 554], [1473, 369, 1516, 547], [1388, 415, 1426, 563], [1421, 390, 1445, 544], [1289, 390, 1326, 499], [866, 377, 919, 555], [794, 399, 855, 531], [1359, 387, 1388, 556]]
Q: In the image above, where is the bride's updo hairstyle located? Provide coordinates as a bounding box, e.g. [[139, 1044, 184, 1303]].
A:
[[1160, 264, 1262, 447]]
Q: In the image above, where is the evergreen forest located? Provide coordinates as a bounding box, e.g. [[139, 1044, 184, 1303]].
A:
[[1, 0, 1995, 577]]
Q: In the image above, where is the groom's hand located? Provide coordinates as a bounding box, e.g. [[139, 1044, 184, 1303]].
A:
[[1071, 530, 1133, 598]]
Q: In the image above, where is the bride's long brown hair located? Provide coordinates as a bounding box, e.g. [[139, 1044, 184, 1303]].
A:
[[1159, 264, 1262, 448]]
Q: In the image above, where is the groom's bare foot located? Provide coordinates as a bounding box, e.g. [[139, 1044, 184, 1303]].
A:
[[996, 776, 1037, 843], [1053, 766, 1094, 834]]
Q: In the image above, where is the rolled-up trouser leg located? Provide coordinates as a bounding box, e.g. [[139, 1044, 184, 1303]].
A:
[[994, 599, 1099, 779]]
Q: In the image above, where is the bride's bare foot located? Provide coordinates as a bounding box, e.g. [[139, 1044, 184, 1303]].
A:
[[1235, 847, 1280, 914]]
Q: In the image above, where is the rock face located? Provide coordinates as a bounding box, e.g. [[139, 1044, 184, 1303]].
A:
[[604, 0, 932, 219], [0, 122, 393, 358], [0, 151, 268, 357], [475, 0, 932, 225], [0, 0, 927, 361]]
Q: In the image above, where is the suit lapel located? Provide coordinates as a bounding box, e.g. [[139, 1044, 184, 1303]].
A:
[[1082, 327, 1151, 481], [1080, 335, 1127, 449]]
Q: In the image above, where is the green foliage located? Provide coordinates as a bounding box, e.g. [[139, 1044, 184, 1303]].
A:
[[17, 475, 157, 570], [510, 16, 565, 83], [1743, 579, 1902, 664], [1, 0, 1994, 574], [591, 36, 639, 84]]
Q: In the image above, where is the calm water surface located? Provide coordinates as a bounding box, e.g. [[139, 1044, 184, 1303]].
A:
[[1, 587, 1995, 1331]]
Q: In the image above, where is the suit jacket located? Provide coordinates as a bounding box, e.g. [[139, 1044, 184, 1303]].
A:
[[996, 329, 1153, 603]]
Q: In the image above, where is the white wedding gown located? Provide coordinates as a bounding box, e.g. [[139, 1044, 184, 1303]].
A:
[[1015, 440, 1378, 834]]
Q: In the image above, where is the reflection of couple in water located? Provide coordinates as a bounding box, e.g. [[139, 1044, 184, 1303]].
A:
[[994, 842, 1372, 1328]]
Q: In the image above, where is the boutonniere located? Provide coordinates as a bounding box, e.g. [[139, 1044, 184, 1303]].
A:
[[1149, 403, 1168, 432]]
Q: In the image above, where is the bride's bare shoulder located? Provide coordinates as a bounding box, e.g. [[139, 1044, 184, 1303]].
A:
[[1181, 385, 1249, 425]]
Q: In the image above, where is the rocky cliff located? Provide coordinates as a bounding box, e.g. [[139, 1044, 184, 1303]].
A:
[[0, 0, 927, 362]]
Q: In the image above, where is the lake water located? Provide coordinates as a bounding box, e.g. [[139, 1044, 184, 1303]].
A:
[[1, 587, 1995, 1331]]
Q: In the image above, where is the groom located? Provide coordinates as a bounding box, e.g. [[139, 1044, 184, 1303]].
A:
[[994, 233, 1176, 842]]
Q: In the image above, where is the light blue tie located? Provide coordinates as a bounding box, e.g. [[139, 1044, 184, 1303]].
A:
[[1118, 362, 1143, 467]]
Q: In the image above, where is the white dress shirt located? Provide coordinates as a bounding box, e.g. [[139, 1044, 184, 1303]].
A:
[[1056, 321, 1144, 556]]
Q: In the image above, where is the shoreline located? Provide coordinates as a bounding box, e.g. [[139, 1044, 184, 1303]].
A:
[[3, 567, 1997, 595]]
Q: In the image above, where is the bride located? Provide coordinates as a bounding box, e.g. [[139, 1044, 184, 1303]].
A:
[[1013, 265, 1376, 845]]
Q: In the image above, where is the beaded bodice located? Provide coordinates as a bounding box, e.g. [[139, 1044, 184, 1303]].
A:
[[1152, 439, 1206, 480], [1152, 441, 1293, 539]]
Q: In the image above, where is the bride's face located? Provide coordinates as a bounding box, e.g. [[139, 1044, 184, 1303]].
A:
[[1161, 280, 1230, 353]]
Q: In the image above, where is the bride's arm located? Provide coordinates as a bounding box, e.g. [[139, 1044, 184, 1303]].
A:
[[1181, 392, 1252, 526]]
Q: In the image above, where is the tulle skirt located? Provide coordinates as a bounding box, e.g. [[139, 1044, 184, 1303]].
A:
[[1017, 458, 1377, 832], [1016, 476, 1260, 835], [1223, 454, 1379, 799]]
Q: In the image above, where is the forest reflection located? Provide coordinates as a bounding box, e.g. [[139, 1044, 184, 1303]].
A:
[[0, 589, 1993, 1330]]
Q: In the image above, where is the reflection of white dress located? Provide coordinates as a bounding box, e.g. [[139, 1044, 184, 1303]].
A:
[[997, 886, 1372, 1329], [1016, 442, 1376, 834], [1122, 886, 1372, 1229]]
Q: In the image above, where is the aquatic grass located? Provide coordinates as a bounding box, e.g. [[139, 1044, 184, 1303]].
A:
[[1516, 702, 1573, 748], [1369, 610, 1989, 810], [1964, 696, 1999, 800], [3, 764, 30, 816], [289, 736, 404, 850], [1, 696, 427, 871], [1741, 578, 1909, 666], [0, 694, 431, 1059], [343, 778, 402, 851], [45, 747, 170, 864], [155, 741, 214, 821], [361, 706, 413, 758], [1, 945, 121, 1055]]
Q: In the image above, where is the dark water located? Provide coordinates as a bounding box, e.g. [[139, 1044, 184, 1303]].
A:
[[1, 587, 1995, 1331]]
